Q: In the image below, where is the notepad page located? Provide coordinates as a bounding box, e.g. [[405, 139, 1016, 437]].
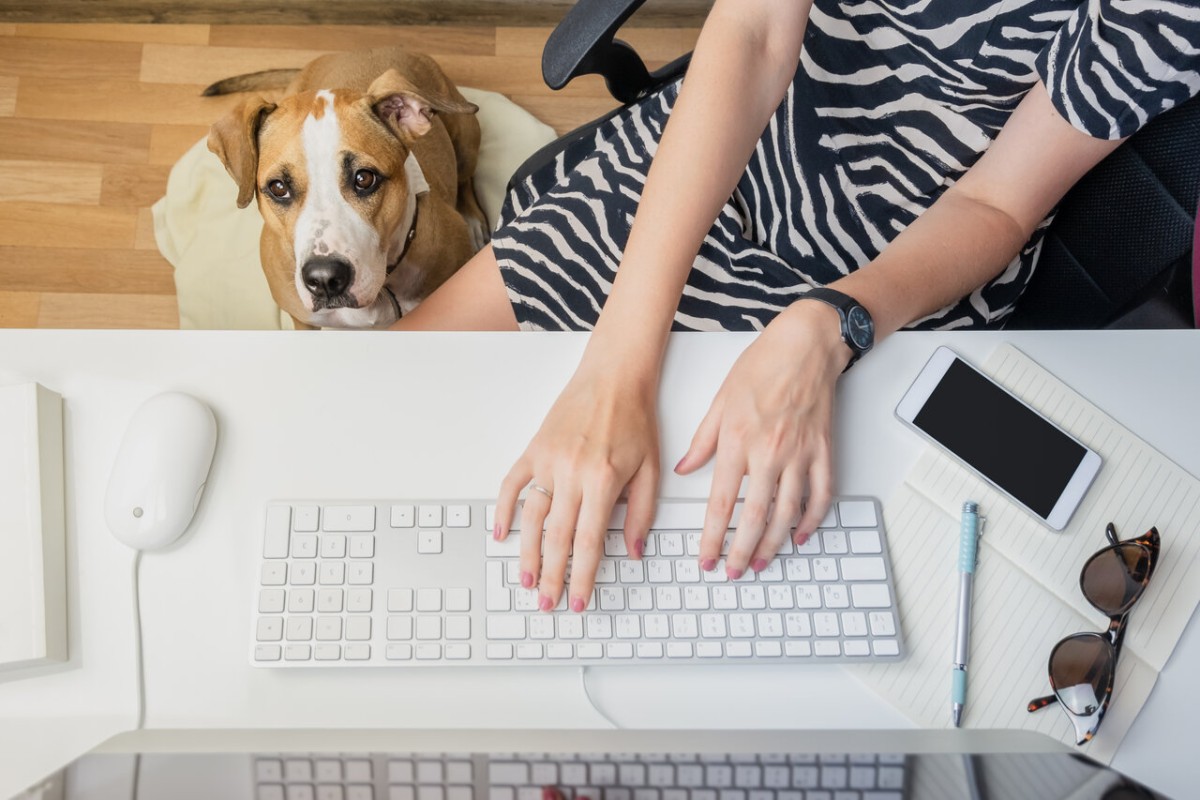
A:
[[849, 485, 1158, 763], [903, 344, 1200, 672]]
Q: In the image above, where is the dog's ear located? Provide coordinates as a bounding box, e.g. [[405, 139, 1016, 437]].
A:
[[367, 69, 479, 141], [207, 96, 276, 209]]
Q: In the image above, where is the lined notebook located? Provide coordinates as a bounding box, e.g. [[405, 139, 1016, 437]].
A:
[[849, 345, 1200, 763]]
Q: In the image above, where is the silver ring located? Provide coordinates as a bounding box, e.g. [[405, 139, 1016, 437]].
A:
[[528, 483, 554, 502]]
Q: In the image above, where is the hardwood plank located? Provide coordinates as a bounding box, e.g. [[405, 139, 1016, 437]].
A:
[[0, 36, 143, 81], [0, 159, 104, 204], [148, 124, 210, 165], [0, 118, 152, 164], [0, 77, 16, 117], [140, 43, 332, 86], [496, 26, 699, 60], [14, 22, 210, 45], [438, 55, 615, 98], [134, 207, 158, 250], [0, 24, 15, 36], [208, 25, 495, 55], [16, 77, 243, 126], [0, 201, 137, 249], [0, 2, 711, 27], [101, 163, 171, 207], [0, 246, 176, 294], [0, 291, 41, 328], [36, 292, 179, 329]]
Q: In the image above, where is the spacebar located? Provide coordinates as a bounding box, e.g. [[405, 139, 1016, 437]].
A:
[[486, 616, 527, 640]]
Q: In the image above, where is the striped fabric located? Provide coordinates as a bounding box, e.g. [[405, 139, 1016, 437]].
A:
[[494, 0, 1200, 332]]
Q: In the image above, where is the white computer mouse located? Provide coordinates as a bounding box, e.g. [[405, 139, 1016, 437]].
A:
[[104, 391, 217, 550]]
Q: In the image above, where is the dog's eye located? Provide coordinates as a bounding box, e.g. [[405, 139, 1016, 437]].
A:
[[266, 179, 291, 200], [353, 169, 380, 194]]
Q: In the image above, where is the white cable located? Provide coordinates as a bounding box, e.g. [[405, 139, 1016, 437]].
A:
[[131, 550, 146, 731], [578, 666, 622, 729]]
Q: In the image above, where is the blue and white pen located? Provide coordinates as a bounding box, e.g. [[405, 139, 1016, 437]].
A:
[[952, 501, 982, 727]]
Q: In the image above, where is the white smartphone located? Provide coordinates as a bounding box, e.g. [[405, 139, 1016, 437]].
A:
[[895, 346, 1102, 531]]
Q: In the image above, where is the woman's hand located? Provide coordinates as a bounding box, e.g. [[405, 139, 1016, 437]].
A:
[[675, 300, 852, 577], [493, 352, 661, 613]]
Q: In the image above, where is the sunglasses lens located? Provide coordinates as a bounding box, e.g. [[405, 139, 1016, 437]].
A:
[[1081, 543, 1150, 616], [1049, 634, 1114, 716]]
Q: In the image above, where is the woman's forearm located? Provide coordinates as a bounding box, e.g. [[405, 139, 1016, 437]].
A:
[[585, 0, 814, 373]]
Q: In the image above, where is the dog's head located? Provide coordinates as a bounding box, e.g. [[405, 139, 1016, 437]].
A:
[[207, 69, 476, 325]]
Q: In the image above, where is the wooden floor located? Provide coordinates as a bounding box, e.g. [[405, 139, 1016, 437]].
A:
[[0, 22, 699, 329]]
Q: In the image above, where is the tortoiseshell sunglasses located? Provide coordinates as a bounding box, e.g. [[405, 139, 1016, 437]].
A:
[[1027, 523, 1161, 745]]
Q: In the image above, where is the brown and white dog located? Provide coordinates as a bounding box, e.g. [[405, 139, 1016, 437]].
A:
[[206, 47, 487, 329]]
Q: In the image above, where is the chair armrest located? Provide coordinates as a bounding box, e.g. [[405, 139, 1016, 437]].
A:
[[542, 0, 654, 104]]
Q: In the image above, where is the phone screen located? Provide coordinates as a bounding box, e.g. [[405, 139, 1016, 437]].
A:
[[911, 358, 1087, 518]]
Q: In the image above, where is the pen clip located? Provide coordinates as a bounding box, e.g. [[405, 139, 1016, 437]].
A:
[[977, 516, 986, 538]]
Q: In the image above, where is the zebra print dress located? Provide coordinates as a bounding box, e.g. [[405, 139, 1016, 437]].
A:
[[493, 0, 1200, 332]]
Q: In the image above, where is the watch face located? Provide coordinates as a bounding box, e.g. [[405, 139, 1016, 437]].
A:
[[846, 306, 874, 350]]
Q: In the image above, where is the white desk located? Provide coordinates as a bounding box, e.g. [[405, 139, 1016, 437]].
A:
[[0, 330, 1196, 799]]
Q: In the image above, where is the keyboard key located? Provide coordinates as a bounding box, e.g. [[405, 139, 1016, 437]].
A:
[[259, 589, 285, 614], [838, 500, 877, 528], [446, 505, 471, 527], [387, 616, 413, 640], [416, 588, 442, 612], [261, 563, 287, 586], [486, 615, 526, 640], [390, 505, 415, 528], [320, 534, 346, 559], [851, 584, 892, 608], [446, 587, 471, 612], [386, 644, 413, 661], [292, 534, 318, 559], [349, 535, 375, 558], [873, 639, 901, 657], [418, 505, 443, 527], [324, 506, 375, 532], [849, 529, 882, 554], [318, 590, 344, 614], [254, 644, 281, 661], [869, 611, 896, 636], [263, 506, 291, 559], [418, 530, 443, 554], [256, 617, 283, 641], [840, 557, 886, 581], [821, 530, 848, 554], [291, 562, 317, 585], [387, 588, 413, 612]]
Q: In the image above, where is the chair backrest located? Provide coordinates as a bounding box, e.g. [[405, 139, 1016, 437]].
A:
[[1006, 94, 1200, 329]]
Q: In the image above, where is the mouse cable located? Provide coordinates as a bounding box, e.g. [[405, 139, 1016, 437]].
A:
[[132, 550, 146, 731], [578, 666, 622, 729]]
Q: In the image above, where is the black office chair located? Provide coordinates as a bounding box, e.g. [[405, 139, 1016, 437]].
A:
[[508, 0, 1198, 329]]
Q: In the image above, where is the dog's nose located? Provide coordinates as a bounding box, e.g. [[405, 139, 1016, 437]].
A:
[[301, 256, 354, 301]]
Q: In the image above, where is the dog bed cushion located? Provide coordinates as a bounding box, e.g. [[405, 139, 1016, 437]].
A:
[[153, 87, 558, 330]]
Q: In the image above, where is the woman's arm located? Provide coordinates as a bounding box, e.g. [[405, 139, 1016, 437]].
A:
[[493, 0, 815, 612], [680, 79, 1128, 576], [832, 80, 1126, 337]]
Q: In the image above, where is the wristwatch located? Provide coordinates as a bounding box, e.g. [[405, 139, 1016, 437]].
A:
[[800, 287, 875, 370]]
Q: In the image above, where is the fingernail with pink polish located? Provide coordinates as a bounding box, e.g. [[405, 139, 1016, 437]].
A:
[[521, 571, 534, 589], [633, 539, 645, 558], [794, 531, 810, 545], [727, 567, 744, 580], [701, 558, 717, 572], [570, 596, 585, 613], [538, 594, 554, 612], [493, 524, 502, 541], [751, 558, 767, 573]]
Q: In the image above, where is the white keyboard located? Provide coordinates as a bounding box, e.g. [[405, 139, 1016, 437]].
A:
[[252, 752, 908, 800], [250, 497, 905, 667]]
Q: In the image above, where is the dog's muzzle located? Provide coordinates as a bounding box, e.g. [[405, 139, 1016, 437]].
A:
[[302, 256, 359, 311]]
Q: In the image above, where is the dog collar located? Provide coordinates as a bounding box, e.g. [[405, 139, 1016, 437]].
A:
[[387, 200, 419, 277], [387, 151, 429, 277]]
